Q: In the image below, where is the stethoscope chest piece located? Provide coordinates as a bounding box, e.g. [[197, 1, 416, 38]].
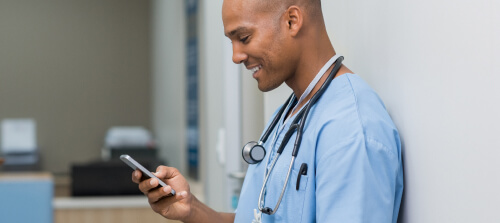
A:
[[242, 141, 266, 164]]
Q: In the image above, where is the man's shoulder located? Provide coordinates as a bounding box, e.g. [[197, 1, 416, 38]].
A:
[[311, 73, 399, 148], [311, 73, 384, 125]]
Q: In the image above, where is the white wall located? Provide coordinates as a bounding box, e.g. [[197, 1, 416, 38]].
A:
[[322, 0, 500, 222], [152, 0, 265, 211], [198, 0, 227, 211], [199, 0, 265, 211], [263, 85, 292, 124], [151, 0, 187, 173]]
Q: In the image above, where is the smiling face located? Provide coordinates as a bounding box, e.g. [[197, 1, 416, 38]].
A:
[[222, 0, 299, 92]]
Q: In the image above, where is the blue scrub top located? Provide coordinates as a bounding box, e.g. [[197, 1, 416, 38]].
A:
[[234, 74, 404, 223]]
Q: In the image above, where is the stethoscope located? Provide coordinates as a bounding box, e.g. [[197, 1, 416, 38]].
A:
[[241, 55, 344, 216]]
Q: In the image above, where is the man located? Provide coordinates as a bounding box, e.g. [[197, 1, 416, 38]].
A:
[[132, 0, 403, 222]]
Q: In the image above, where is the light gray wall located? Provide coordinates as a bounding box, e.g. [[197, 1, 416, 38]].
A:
[[151, 0, 187, 173], [241, 68, 265, 145], [322, 0, 500, 222], [263, 85, 291, 124], [198, 0, 267, 211], [0, 0, 151, 174], [198, 0, 227, 211]]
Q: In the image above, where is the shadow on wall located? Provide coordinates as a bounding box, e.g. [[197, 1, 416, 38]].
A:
[[397, 135, 406, 223]]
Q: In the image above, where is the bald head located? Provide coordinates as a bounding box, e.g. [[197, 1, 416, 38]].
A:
[[254, 0, 322, 16], [223, 0, 323, 22]]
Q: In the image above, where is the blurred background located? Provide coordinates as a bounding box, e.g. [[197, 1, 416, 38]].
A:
[[0, 0, 499, 223]]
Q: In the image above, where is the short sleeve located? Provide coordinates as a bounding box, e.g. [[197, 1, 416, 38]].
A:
[[315, 136, 401, 223]]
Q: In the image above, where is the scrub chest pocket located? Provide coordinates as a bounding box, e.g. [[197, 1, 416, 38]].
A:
[[274, 164, 310, 222]]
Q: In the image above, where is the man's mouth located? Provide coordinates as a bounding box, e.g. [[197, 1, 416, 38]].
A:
[[249, 65, 262, 75]]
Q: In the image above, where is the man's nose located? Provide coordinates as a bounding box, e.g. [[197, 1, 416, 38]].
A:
[[232, 44, 248, 64]]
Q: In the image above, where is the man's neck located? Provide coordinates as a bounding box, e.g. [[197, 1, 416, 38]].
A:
[[286, 47, 336, 99], [285, 61, 353, 119], [283, 52, 332, 120]]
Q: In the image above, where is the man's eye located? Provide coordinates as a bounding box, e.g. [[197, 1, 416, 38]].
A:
[[240, 36, 249, 43]]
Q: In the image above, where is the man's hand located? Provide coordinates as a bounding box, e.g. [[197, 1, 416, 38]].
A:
[[132, 165, 235, 223], [132, 165, 192, 221]]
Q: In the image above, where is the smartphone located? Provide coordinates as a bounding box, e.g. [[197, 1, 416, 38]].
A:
[[120, 154, 176, 195]]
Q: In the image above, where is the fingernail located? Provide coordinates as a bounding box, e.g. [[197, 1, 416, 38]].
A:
[[134, 171, 139, 178], [150, 178, 157, 186], [180, 191, 188, 198], [163, 186, 171, 193]]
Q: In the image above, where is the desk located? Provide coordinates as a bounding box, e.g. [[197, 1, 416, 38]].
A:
[[52, 175, 204, 223], [54, 196, 181, 223]]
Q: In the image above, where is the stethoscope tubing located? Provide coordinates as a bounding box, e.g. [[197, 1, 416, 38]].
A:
[[257, 56, 344, 215], [293, 56, 344, 157], [258, 94, 294, 144]]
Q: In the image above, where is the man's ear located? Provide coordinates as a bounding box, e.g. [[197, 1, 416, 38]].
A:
[[285, 6, 303, 37]]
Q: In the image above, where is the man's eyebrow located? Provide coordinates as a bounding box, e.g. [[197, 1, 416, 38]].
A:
[[225, 26, 249, 37]]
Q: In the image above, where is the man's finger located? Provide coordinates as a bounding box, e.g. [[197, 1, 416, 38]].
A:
[[154, 165, 181, 179], [131, 170, 142, 183], [147, 185, 173, 203], [150, 190, 189, 214], [138, 177, 159, 194]]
